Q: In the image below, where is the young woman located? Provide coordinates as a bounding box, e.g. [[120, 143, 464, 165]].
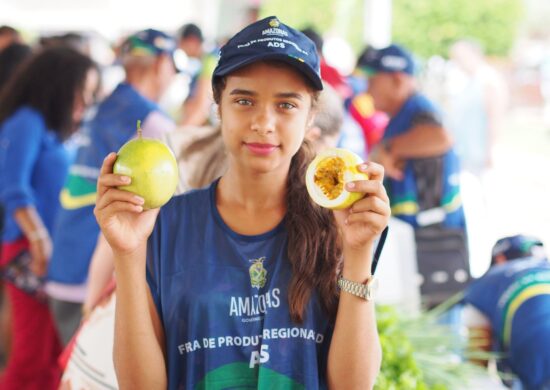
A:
[[95, 17, 389, 389], [0, 46, 99, 389]]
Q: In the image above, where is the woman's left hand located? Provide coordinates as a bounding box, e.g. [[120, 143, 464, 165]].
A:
[[28, 234, 53, 277], [333, 162, 391, 254]]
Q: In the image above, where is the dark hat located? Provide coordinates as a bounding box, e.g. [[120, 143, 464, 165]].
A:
[[213, 16, 322, 90], [491, 234, 544, 263], [120, 29, 176, 58], [357, 44, 415, 76]]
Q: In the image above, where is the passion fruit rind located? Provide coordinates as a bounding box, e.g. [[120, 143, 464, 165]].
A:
[[305, 148, 369, 210]]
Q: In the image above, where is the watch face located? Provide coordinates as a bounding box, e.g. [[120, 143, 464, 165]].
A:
[[366, 277, 378, 300], [369, 277, 379, 291]]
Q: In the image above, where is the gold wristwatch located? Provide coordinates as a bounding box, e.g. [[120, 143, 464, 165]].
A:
[[337, 275, 378, 301]]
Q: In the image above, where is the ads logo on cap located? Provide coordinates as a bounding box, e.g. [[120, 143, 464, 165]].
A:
[[380, 55, 408, 71]]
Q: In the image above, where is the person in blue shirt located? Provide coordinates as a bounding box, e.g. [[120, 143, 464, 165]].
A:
[[463, 235, 550, 390], [363, 44, 469, 307], [0, 46, 98, 390], [178, 23, 220, 126], [363, 44, 464, 229], [47, 29, 177, 346], [94, 16, 390, 389]]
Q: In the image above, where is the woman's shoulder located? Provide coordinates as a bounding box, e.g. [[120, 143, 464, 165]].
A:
[[159, 181, 215, 219], [2, 106, 45, 130]]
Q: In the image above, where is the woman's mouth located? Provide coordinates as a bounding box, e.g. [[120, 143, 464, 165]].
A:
[[244, 142, 278, 156]]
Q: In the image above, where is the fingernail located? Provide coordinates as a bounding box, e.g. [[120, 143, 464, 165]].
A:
[[121, 176, 131, 184], [360, 163, 368, 171], [346, 182, 355, 190], [344, 218, 349, 225], [134, 196, 144, 204]]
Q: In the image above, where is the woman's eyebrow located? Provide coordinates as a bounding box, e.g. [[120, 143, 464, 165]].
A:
[[275, 92, 303, 100], [229, 89, 257, 96]]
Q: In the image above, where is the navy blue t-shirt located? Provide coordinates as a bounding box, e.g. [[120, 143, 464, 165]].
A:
[[464, 259, 550, 388], [147, 180, 333, 389]]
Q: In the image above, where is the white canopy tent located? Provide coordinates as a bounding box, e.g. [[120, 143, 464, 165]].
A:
[[0, 0, 392, 47], [0, 0, 222, 41]]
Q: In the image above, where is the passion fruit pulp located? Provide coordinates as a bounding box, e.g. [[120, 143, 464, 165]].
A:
[[305, 148, 368, 210]]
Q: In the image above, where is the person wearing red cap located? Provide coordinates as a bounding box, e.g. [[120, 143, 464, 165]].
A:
[[94, 16, 389, 389]]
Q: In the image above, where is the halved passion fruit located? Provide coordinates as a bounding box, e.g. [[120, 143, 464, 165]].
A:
[[305, 148, 368, 210]]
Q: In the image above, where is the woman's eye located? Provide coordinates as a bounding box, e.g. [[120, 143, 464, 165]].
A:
[[279, 102, 296, 110], [236, 99, 252, 106]]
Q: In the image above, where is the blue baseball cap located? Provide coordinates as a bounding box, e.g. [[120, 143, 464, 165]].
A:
[[358, 44, 415, 76], [120, 29, 176, 58], [491, 234, 544, 263], [213, 16, 323, 90]]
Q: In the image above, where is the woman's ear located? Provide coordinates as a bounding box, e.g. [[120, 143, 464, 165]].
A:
[[305, 125, 321, 143], [307, 109, 317, 129]]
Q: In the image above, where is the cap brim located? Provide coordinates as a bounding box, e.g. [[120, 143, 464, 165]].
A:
[[214, 52, 323, 91]]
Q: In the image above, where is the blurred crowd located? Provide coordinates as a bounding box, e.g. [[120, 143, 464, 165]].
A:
[[0, 17, 549, 390]]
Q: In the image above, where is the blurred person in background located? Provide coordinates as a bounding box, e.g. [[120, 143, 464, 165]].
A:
[[365, 44, 469, 307], [462, 235, 550, 390], [0, 39, 32, 369], [365, 44, 464, 229], [300, 28, 368, 160], [347, 45, 390, 154], [0, 46, 98, 390], [39, 32, 92, 57], [301, 27, 352, 100], [46, 29, 177, 347], [538, 49, 550, 134], [0, 43, 32, 90], [0, 26, 21, 52], [178, 23, 218, 126], [447, 39, 508, 176]]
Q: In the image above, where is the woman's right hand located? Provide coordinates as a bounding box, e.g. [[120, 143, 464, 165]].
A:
[[94, 153, 159, 256]]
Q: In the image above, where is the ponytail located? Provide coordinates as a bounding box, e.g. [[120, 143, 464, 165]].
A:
[[285, 141, 342, 323]]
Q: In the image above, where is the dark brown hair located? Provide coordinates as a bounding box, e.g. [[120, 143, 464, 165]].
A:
[[0, 46, 97, 141], [213, 61, 342, 323]]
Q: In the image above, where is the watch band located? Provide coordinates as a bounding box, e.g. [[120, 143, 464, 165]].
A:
[[337, 275, 376, 301], [337, 225, 388, 301]]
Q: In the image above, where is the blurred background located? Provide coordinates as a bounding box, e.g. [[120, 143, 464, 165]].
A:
[[2, 0, 550, 388], [3, 0, 548, 271]]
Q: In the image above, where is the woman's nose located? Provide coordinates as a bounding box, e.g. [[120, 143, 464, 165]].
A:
[[250, 106, 275, 134]]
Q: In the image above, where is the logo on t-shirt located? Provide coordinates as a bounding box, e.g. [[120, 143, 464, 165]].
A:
[[249, 257, 267, 289], [229, 257, 281, 320]]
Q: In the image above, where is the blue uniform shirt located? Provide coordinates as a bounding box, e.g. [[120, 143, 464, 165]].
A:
[[48, 83, 160, 285], [383, 93, 465, 228], [0, 107, 70, 242], [147, 180, 333, 389], [464, 259, 550, 388]]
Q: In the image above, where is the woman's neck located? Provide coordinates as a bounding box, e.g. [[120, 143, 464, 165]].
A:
[[216, 166, 288, 235], [218, 167, 287, 212]]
